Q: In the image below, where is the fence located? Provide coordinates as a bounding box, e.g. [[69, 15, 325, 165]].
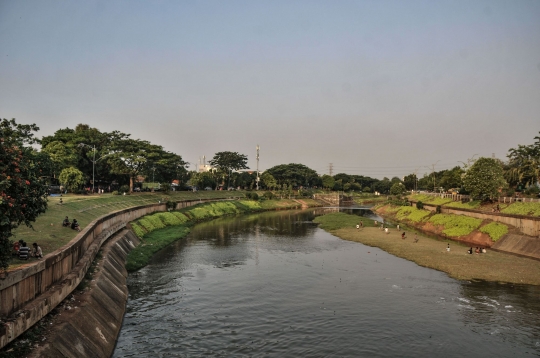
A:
[[417, 192, 540, 204]]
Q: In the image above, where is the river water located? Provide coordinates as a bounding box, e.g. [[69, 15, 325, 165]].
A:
[[113, 209, 540, 357]]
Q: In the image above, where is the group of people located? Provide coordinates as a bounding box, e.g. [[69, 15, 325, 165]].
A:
[[468, 247, 487, 254], [63, 216, 81, 232], [13, 240, 43, 260]]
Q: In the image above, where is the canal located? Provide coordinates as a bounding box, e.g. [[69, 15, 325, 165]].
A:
[[113, 209, 540, 357]]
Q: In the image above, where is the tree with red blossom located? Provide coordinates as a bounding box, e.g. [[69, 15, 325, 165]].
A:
[[0, 119, 50, 270]]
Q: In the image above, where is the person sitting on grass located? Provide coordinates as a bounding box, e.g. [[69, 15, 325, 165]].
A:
[[12, 240, 20, 256], [414, 234, 419, 243], [62, 216, 70, 227], [32, 243, 43, 259], [18, 242, 30, 260], [401, 232, 406, 239], [467, 247, 473, 254], [481, 247, 487, 253], [475, 247, 480, 254], [71, 219, 81, 232]]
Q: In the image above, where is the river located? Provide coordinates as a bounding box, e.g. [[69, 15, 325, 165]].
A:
[[113, 209, 540, 357]]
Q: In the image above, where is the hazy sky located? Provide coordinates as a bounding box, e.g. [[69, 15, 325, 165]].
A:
[[1, 0, 539, 179]]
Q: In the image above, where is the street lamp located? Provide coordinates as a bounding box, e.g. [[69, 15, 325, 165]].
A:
[[79, 143, 96, 193]]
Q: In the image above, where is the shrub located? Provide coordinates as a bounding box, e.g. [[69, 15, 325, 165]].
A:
[[131, 222, 146, 238], [429, 214, 482, 237], [436, 205, 442, 214], [479, 222, 509, 242], [416, 201, 424, 209], [146, 214, 166, 229], [250, 192, 259, 201], [111, 190, 119, 195], [119, 185, 130, 193], [263, 191, 274, 200], [501, 202, 540, 216], [138, 218, 155, 232], [156, 212, 182, 226], [245, 192, 252, 199], [166, 200, 175, 210], [171, 211, 189, 223]]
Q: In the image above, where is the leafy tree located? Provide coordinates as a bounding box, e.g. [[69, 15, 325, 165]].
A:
[[403, 174, 417, 191], [260, 172, 277, 190], [505, 132, 540, 188], [0, 119, 49, 270], [462, 157, 507, 200], [372, 177, 391, 194], [438, 166, 464, 191], [363, 186, 371, 193], [265, 163, 319, 187], [209, 151, 249, 187], [106, 138, 164, 192], [191, 171, 216, 189], [321, 174, 335, 190], [42, 140, 78, 178], [59, 167, 85, 192], [390, 182, 406, 195]]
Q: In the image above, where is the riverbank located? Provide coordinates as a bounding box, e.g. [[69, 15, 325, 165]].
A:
[[126, 198, 322, 271], [313, 212, 540, 285]]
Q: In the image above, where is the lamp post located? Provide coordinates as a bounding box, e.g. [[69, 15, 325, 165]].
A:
[[79, 143, 96, 193]]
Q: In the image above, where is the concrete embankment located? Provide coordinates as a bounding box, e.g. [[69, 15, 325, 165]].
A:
[[30, 229, 140, 358]]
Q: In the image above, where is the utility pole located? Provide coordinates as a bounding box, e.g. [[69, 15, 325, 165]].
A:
[[256, 145, 260, 190], [413, 168, 419, 192], [426, 160, 440, 192], [329, 163, 333, 176]]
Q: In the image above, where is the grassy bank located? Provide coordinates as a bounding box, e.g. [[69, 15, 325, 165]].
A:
[[313, 212, 540, 285], [8, 191, 244, 269], [379, 204, 510, 243], [126, 199, 320, 271]]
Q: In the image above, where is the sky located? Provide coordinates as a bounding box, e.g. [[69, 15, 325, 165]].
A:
[[1, 0, 539, 179]]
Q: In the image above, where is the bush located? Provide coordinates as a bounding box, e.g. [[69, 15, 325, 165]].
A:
[[416, 201, 424, 209], [436, 205, 442, 214], [166, 200, 175, 210], [479, 222, 509, 242], [119, 185, 130, 193], [111, 190, 119, 195], [250, 192, 259, 201], [429, 214, 482, 237], [263, 191, 274, 200], [245, 192, 252, 199], [131, 222, 146, 238]]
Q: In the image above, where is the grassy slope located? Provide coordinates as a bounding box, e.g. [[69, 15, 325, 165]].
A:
[[9, 191, 244, 269], [314, 212, 540, 285]]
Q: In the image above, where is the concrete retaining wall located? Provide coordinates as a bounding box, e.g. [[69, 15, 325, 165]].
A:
[[0, 197, 234, 350], [32, 229, 140, 358]]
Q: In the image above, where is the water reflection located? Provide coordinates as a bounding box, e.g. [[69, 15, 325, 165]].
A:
[[114, 209, 540, 357]]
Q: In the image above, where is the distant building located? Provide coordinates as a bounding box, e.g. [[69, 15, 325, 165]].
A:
[[198, 155, 214, 173]]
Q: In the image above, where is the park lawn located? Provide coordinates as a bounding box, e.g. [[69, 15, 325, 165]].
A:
[[9, 191, 244, 269], [314, 212, 540, 285]]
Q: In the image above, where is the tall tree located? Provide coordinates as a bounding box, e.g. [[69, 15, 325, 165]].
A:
[[0, 119, 49, 270], [505, 132, 540, 189], [463, 157, 507, 200], [106, 138, 162, 192], [265, 163, 319, 187], [209, 151, 249, 187]]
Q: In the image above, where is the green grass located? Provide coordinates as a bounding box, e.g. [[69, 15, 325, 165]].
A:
[[125, 226, 191, 272], [428, 214, 482, 237], [395, 206, 431, 222], [8, 191, 245, 269], [501, 202, 540, 216], [479, 222, 509, 242], [409, 194, 453, 206], [445, 200, 481, 209], [313, 212, 374, 231]]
